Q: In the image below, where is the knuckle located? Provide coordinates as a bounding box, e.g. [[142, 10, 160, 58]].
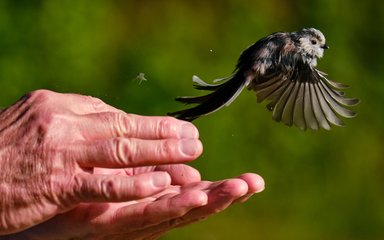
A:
[[156, 117, 176, 138], [48, 171, 78, 208], [24, 90, 60, 125], [94, 112, 130, 136], [71, 175, 119, 201], [157, 139, 174, 159], [71, 174, 87, 199], [114, 112, 134, 136], [85, 96, 106, 111], [99, 178, 119, 199], [113, 138, 135, 166], [25, 89, 55, 105]]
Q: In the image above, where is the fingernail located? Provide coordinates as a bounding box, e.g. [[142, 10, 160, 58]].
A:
[[255, 187, 265, 193], [255, 184, 265, 193], [152, 172, 171, 187], [179, 123, 198, 139], [255, 178, 265, 193], [180, 139, 200, 156]]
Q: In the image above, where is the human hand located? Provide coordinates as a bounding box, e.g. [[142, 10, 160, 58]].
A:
[[6, 164, 264, 240], [0, 90, 202, 235]]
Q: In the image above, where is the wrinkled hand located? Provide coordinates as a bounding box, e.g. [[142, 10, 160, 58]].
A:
[[0, 90, 202, 235], [9, 166, 264, 240], [0, 90, 265, 240]]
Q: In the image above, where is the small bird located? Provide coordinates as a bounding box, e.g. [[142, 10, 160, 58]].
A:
[[168, 28, 359, 130]]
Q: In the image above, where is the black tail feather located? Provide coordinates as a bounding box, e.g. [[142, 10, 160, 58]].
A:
[[168, 74, 247, 121]]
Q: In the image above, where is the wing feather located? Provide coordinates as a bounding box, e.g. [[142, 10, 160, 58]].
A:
[[319, 80, 359, 106], [272, 81, 295, 122], [304, 82, 319, 130], [310, 83, 331, 130], [317, 81, 357, 118], [252, 61, 358, 130], [281, 80, 300, 126], [265, 80, 290, 111], [314, 83, 344, 126], [293, 82, 306, 130], [255, 76, 286, 102]]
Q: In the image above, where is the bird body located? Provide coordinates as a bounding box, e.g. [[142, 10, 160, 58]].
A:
[[168, 28, 359, 130]]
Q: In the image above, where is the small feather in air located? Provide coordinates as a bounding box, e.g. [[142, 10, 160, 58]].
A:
[[135, 73, 147, 84]]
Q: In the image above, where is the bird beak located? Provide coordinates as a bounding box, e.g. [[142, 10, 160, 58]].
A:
[[321, 44, 329, 49]]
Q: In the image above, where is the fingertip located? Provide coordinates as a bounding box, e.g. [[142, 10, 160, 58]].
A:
[[255, 178, 265, 193], [179, 139, 203, 158], [238, 173, 265, 194], [179, 123, 199, 139], [152, 171, 172, 188]]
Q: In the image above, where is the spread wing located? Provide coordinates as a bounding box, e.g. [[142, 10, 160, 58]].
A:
[[253, 66, 359, 130]]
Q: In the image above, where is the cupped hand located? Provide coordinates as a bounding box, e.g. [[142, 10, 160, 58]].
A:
[[0, 90, 202, 235], [7, 164, 264, 240]]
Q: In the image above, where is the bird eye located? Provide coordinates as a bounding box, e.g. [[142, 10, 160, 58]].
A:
[[311, 39, 317, 45]]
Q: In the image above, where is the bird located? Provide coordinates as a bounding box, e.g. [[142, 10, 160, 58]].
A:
[[168, 28, 359, 130]]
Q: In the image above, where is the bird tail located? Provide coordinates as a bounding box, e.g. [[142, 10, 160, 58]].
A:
[[168, 73, 248, 121]]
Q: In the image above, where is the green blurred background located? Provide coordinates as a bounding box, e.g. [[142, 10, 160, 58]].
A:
[[1, 0, 383, 239]]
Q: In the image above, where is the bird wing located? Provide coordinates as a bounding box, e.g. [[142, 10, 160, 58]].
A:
[[253, 65, 359, 130]]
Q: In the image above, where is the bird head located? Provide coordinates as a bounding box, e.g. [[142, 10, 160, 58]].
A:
[[294, 28, 329, 66]]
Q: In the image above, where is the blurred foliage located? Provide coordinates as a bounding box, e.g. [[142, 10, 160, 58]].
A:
[[1, 0, 384, 239]]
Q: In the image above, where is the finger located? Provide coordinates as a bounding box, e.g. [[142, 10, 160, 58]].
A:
[[78, 112, 199, 140], [234, 173, 265, 203], [71, 172, 171, 202], [174, 179, 249, 229], [130, 179, 249, 238], [186, 178, 249, 218], [74, 138, 203, 168], [155, 164, 201, 185], [113, 190, 207, 232], [237, 173, 265, 194]]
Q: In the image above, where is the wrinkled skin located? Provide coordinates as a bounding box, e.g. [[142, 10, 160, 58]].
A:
[[0, 90, 264, 239]]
